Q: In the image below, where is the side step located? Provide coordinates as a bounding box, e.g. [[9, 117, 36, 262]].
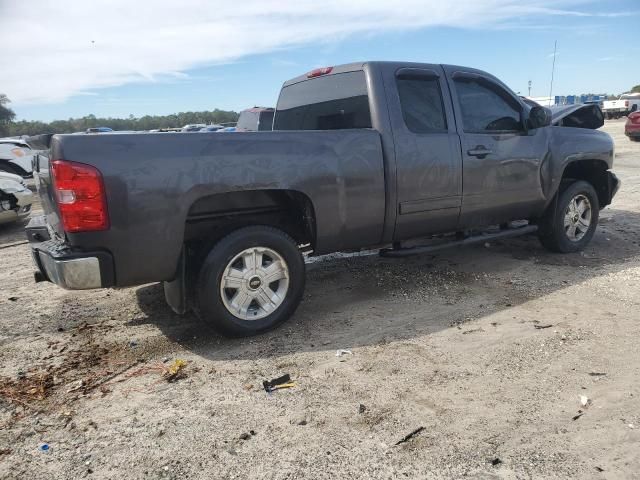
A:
[[379, 225, 538, 258]]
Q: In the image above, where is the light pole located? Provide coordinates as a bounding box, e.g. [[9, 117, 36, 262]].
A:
[[528, 80, 532, 97]]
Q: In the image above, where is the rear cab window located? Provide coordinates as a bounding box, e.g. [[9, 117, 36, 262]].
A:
[[274, 71, 372, 130], [396, 71, 447, 133]]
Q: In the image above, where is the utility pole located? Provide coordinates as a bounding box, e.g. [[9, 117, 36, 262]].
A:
[[528, 80, 532, 97], [549, 40, 557, 106]]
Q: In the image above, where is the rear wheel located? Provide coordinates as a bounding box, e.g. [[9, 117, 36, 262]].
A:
[[538, 180, 599, 253], [195, 226, 305, 337]]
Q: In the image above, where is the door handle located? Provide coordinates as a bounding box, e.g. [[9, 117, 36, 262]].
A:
[[467, 146, 492, 159]]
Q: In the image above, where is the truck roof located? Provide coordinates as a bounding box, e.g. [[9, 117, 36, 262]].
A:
[[281, 61, 500, 88]]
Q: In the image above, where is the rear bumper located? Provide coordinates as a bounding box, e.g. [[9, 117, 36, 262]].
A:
[[625, 126, 640, 138], [26, 216, 114, 290]]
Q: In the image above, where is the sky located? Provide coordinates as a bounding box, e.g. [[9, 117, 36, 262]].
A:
[[0, 0, 637, 122]]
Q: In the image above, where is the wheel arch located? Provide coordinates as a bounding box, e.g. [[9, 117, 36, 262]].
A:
[[560, 159, 616, 209], [183, 188, 317, 252]]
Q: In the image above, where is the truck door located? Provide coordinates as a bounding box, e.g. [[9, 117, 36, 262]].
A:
[[383, 66, 462, 240], [445, 69, 549, 228]]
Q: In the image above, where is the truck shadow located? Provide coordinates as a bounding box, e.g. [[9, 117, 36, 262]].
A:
[[133, 208, 640, 361]]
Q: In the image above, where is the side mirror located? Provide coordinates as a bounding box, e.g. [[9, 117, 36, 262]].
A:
[[527, 106, 552, 129]]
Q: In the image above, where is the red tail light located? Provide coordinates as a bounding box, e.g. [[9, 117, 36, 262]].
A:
[[625, 100, 629, 107], [51, 160, 109, 232], [307, 66, 333, 78]]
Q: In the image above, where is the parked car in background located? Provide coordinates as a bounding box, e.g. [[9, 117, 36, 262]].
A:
[[181, 124, 207, 132], [603, 93, 640, 119], [0, 138, 34, 177], [626, 112, 640, 141], [199, 125, 225, 132], [27, 61, 619, 337], [86, 127, 114, 133], [235, 107, 275, 131], [0, 172, 33, 225]]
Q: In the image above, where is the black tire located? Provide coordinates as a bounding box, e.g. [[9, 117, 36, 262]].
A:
[[195, 225, 305, 337], [538, 180, 599, 253]]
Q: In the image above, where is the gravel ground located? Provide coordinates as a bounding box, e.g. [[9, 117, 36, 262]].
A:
[[0, 120, 639, 479]]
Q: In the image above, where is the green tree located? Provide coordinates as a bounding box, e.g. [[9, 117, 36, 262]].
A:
[[5, 109, 240, 136], [631, 85, 640, 94], [0, 94, 16, 137]]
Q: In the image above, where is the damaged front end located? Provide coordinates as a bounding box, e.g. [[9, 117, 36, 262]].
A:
[[549, 103, 605, 130]]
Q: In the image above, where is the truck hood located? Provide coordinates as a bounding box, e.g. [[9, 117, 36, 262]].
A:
[[550, 104, 604, 130]]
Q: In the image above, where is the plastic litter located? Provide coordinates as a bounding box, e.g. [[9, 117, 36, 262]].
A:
[[163, 359, 187, 382], [38, 443, 50, 453], [335, 349, 353, 357], [262, 374, 295, 393]]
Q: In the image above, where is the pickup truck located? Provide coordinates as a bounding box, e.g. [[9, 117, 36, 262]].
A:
[[603, 94, 640, 119], [26, 61, 619, 336]]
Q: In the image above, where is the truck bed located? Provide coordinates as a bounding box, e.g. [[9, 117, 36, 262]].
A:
[[36, 130, 386, 286]]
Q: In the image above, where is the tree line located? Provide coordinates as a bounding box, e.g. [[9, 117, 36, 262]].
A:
[[2, 110, 239, 137]]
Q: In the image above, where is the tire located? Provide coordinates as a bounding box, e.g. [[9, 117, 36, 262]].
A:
[[538, 180, 599, 253], [195, 225, 305, 337]]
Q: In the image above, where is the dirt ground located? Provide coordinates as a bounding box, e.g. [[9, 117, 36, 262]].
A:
[[1, 120, 639, 480]]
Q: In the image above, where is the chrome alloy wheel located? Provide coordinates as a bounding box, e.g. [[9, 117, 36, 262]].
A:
[[564, 194, 592, 242], [219, 247, 290, 320]]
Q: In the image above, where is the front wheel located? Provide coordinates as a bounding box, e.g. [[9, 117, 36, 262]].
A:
[[538, 180, 599, 253], [195, 226, 305, 337]]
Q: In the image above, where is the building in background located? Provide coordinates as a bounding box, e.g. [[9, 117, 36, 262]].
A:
[[527, 94, 608, 107]]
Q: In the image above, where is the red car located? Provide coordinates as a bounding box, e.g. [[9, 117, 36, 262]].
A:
[[626, 112, 640, 141]]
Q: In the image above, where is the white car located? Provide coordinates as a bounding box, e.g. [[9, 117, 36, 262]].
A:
[[0, 171, 33, 225], [0, 138, 34, 177]]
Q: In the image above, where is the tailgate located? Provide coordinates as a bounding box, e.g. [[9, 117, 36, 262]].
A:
[[26, 134, 65, 238]]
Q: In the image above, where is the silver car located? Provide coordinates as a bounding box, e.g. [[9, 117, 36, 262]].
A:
[[0, 171, 33, 225]]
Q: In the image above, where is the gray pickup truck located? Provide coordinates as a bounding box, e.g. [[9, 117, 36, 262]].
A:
[[26, 61, 619, 336]]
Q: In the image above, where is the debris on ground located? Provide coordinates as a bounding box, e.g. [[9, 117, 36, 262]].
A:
[[66, 379, 84, 393], [462, 328, 484, 335], [262, 374, 295, 393], [394, 427, 425, 446], [358, 404, 366, 414], [595, 466, 605, 472], [534, 324, 554, 329], [0, 448, 11, 457], [38, 443, 50, 453], [588, 372, 607, 377], [490, 458, 502, 466], [163, 359, 188, 382], [573, 411, 584, 421], [335, 349, 353, 357], [580, 395, 592, 408]]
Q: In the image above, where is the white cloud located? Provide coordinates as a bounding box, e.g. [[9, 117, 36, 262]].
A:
[[0, 0, 609, 104]]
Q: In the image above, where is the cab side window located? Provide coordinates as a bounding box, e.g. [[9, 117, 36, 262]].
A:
[[396, 74, 447, 133], [454, 77, 523, 133]]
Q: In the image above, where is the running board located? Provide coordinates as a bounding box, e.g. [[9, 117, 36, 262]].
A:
[[379, 225, 538, 258]]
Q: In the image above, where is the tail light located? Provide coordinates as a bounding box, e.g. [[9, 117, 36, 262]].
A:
[[51, 160, 109, 232], [625, 100, 629, 107], [307, 66, 333, 78]]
